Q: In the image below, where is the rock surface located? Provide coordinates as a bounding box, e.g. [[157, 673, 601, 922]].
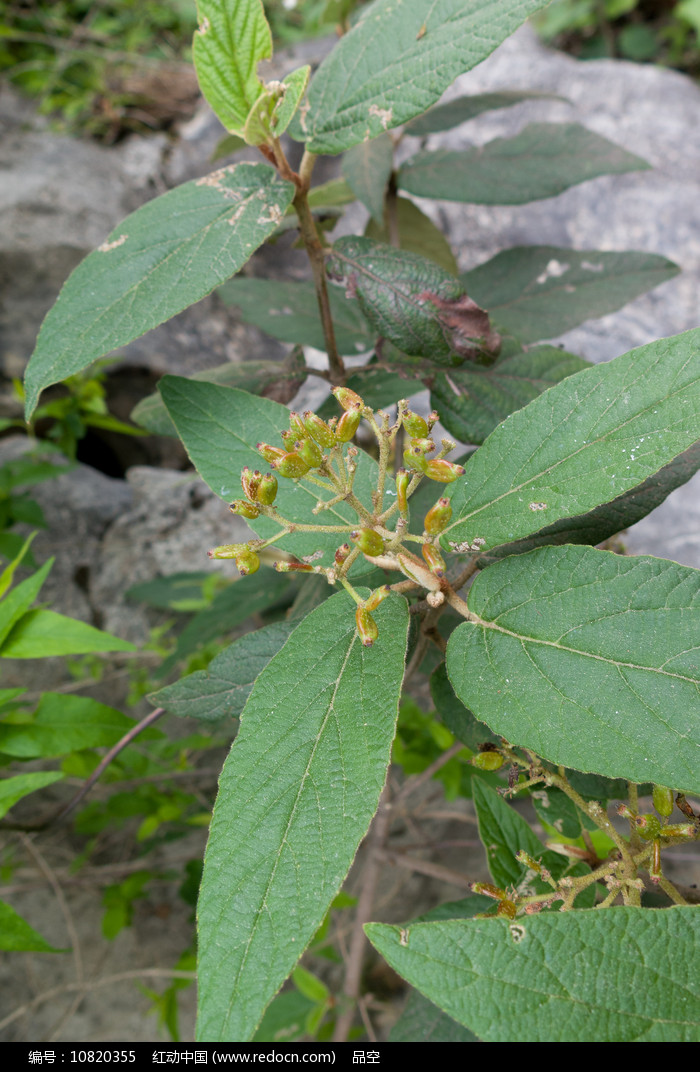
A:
[[406, 23, 700, 365]]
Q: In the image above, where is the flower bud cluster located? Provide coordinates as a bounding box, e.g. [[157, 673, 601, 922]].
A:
[[208, 392, 473, 647], [399, 405, 464, 484]]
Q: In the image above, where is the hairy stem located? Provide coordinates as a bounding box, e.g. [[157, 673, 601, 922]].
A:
[[293, 189, 345, 384]]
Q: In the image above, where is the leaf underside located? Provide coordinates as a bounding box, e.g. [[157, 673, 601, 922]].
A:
[[443, 328, 700, 552], [298, 0, 553, 153], [196, 591, 409, 1040], [366, 908, 700, 1041], [447, 544, 700, 794], [462, 246, 680, 344], [24, 164, 294, 418], [398, 123, 649, 204]]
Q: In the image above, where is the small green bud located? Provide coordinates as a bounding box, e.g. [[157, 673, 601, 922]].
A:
[[410, 437, 435, 455], [403, 446, 428, 474], [295, 436, 323, 468], [257, 442, 286, 464], [336, 403, 362, 443], [471, 882, 507, 901], [397, 552, 441, 592], [422, 543, 446, 576], [332, 386, 364, 411], [256, 472, 278, 505], [208, 543, 246, 560], [289, 411, 306, 437], [496, 899, 518, 920], [364, 585, 391, 612], [271, 451, 311, 478], [335, 543, 351, 567], [515, 850, 541, 872], [652, 785, 674, 819], [395, 468, 410, 512], [635, 814, 662, 841], [471, 750, 504, 772], [241, 466, 262, 501], [235, 549, 260, 576], [351, 528, 385, 557], [355, 606, 378, 647], [229, 499, 260, 520], [424, 497, 452, 535], [403, 410, 429, 438], [274, 559, 314, 573], [424, 458, 465, 483], [280, 428, 296, 448], [662, 823, 696, 839], [303, 411, 335, 449], [427, 409, 440, 431]]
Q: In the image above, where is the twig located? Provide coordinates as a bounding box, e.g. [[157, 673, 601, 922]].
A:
[[0, 969, 196, 1035], [333, 786, 392, 1042], [378, 849, 473, 891], [1, 708, 167, 832], [19, 833, 86, 1038], [395, 741, 465, 805]]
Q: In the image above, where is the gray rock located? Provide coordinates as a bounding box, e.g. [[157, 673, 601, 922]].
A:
[[91, 466, 250, 645], [387, 25, 700, 567], [400, 24, 700, 363]]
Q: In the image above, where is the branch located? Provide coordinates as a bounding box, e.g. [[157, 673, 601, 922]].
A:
[[333, 785, 392, 1042], [1, 707, 167, 832]]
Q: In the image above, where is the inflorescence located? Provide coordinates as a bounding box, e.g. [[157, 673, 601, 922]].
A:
[[208, 390, 466, 646]]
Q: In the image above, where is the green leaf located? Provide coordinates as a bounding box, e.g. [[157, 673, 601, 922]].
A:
[[442, 328, 700, 553], [365, 196, 459, 275], [390, 987, 477, 1042], [430, 662, 500, 751], [0, 609, 136, 658], [432, 344, 590, 445], [252, 990, 314, 1043], [446, 544, 700, 794], [196, 591, 409, 1041], [126, 572, 215, 611], [0, 532, 39, 601], [192, 0, 272, 135], [472, 780, 573, 894], [156, 571, 293, 677], [477, 439, 700, 565], [398, 123, 649, 204], [131, 354, 307, 438], [291, 965, 329, 1004], [0, 694, 145, 759], [404, 90, 567, 136], [0, 558, 52, 649], [0, 770, 65, 820], [0, 456, 73, 491], [0, 900, 62, 953], [298, 0, 552, 153], [366, 908, 700, 1041], [341, 134, 394, 224], [306, 177, 357, 210], [218, 278, 373, 354], [210, 133, 247, 163], [158, 376, 380, 567], [326, 236, 500, 365], [273, 66, 311, 137], [390, 892, 489, 1042], [462, 246, 680, 344], [530, 786, 583, 839], [149, 620, 296, 720], [23, 164, 295, 418]]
